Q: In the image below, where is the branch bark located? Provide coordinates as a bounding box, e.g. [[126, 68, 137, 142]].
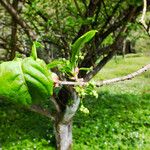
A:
[[58, 64, 150, 87], [139, 0, 150, 36], [10, 0, 18, 60], [73, 0, 83, 17], [73, 0, 102, 42], [0, 0, 37, 40], [140, 0, 147, 29], [94, 64, 150, 86], [54, 87, 80, 150], [79, 6, 137, 78], [29, 105, 55, 121]]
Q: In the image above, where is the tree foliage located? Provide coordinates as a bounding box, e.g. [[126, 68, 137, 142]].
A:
[[0, 0, 150, 149]]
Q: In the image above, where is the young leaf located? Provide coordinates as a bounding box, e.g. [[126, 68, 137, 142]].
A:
[[31, 41, 43, 60], [79, 67, 92, 71], [47, 59, 72, 76], [31, 41, 37, 60], [70, 30, 97, 68], [80, 104, 89, 114], [47, 59, 64, 69]]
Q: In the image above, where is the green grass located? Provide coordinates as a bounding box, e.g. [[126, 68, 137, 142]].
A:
[[93, 54, 150, 80], [0, 54, 150, 149]]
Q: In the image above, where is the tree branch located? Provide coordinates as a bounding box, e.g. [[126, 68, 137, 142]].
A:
[[85, 49, 116, 81], [140, 0, 147, 29], [94, 64, 150, 87], [10, 0, 18, 60], [58, 64, 150, 87], [79, 6, 138, 78], [79, 6, 137, 77], [29, 105, 55, 121], [51, 96, 61, 113], [73, 0, 83, 17], [0, 0, 37, 40], [139, 0, 150, 36], [73, 0, 102, 42]]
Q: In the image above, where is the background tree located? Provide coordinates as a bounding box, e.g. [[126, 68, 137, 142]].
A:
[[0, 0, 150, 150]]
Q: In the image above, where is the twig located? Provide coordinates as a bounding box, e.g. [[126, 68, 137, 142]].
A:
[[29, 105, 55, 121], [58, 64, 150, 87], [73, 0, 83, 17], [10, 0, 18, 60], [51, 96, 61, 113], [139, 0, 147, 29], [95, 64, 150, 86], [0, 0, 37, 40]]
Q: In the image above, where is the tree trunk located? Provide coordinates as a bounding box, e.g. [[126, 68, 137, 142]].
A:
[[122, 39, 126, 58], [53, 87, 80, 150], [54, 121, 73, 150]]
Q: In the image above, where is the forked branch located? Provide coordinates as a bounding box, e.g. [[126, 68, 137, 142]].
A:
[[29, 105, 55, 121], [58, 64, 150, 87], [24, 64, 150, 121]]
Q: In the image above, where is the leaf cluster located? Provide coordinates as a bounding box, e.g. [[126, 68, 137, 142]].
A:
[[0, 43, 53, 106]]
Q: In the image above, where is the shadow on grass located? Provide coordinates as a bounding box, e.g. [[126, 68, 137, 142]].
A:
[[73, 90, 150, 149], [0, 101, 55, 149], [0, 90, 150, 149], [79, 90, 149, 118]]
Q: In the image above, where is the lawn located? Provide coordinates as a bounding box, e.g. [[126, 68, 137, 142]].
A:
[[0, 54, 150, 150]]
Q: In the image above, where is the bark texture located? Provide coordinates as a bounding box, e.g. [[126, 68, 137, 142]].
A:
[[54, 121, 73, 150], [53, 88, 80, 150]]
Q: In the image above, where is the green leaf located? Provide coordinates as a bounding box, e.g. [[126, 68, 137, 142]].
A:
[[102, 34, 114, 46], [70, 30, 97, 68], [0, 57, 54, 106], [65, 16, 76, 27], [0, 60, 32, 105], [47, 59, 64, 69], [31, 42, 37, 60], [22, 58, 54, 103], [79, 67, 92, 71], [80, 104, 89, 114], [47, 59, 72, 76], [31, 41, 43, 60]]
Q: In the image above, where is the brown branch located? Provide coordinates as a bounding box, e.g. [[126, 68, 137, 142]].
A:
[[80, 6, 138, 79], [73, 0, 83, 17], [26, 1, 49, 22], [73, 0, 102, 42], [85, 49, 116, 81], [97, 0, 122, 34], [97, 6, 136, 44], [29, 105, 55, 121], [79, 6, 137, 77], [58, 64, 150, 87], [0, 0, 36, 40], [51, 96, 61, 113], [92, 0, 103, 27], [10, 0, 18, 60]]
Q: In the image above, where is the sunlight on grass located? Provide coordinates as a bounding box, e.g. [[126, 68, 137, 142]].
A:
[[94, 54, 150, 80], [0, 54, 150, 149]]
